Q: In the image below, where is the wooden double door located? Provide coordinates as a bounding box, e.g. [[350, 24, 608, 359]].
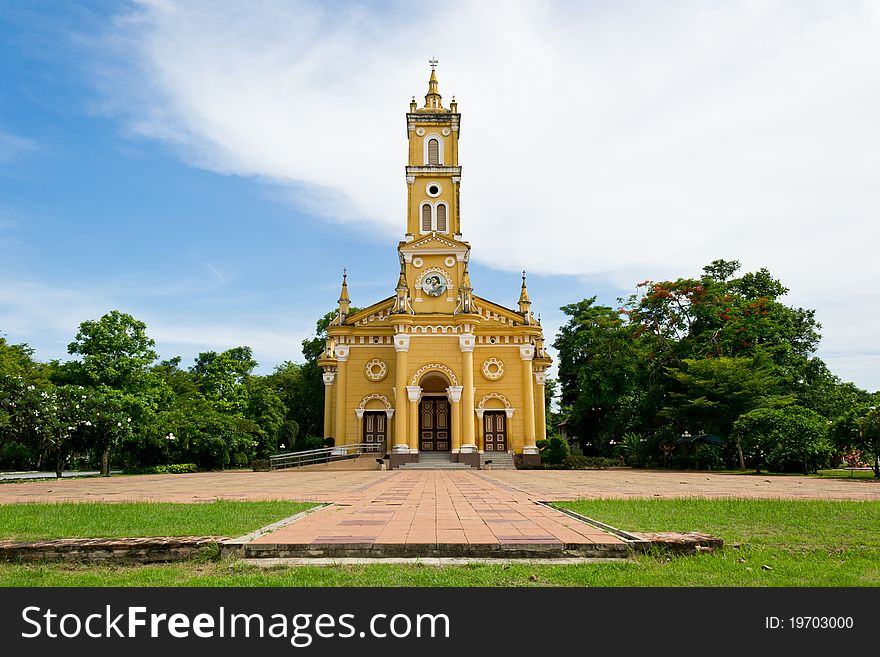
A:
[[419, 397, 450, 451], [362, 411, 387, 452], [483, 411, 508, 452]]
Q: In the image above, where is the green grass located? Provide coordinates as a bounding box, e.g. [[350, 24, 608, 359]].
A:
[[1, 499, 878, 586], [0, 500, 315, 540], [557, 498, 880, 549], [813, 469, 878, 480]]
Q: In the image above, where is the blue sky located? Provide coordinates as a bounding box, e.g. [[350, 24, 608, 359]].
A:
[[1, 1, 879, 391]]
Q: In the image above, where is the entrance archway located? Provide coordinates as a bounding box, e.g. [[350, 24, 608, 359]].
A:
[[418, 373, 451, 451]]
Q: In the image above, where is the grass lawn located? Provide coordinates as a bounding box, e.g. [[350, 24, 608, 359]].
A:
[[1, 499, 878, 586], [813, 469, 878, 480], [0, 500, 315, 540]]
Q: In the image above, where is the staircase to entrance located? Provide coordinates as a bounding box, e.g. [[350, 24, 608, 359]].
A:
[[397, 452, 472, 470], [480, 451, 515, 470]]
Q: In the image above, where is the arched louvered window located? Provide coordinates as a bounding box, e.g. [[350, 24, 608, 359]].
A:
[[436, 204, 447, 233], [421, 204, 432, 232], [427, 138, 440, 165]]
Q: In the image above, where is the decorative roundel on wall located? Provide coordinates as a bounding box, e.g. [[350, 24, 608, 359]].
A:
[[412, 257, 423, 268], [364, 358, 388, 381], [416, 127, 425, 136], [481, 357, 505, 381], [441, 127, 451, 136], [444, 256, 456, 267], [426, 182, 442, 197]]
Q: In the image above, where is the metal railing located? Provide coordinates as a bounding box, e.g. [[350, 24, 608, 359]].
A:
[[269, 442, 383, 470]]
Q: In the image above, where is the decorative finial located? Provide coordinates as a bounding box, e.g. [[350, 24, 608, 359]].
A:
[[338, 269, 350, 304], [518, 269, 531, 318], [429, 56, 438, 70]]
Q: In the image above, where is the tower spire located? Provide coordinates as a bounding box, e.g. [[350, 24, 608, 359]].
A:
[[518, 270, 532, 322], [392, 258, 413, 314], [337, 268, 350, 323], [424, 57, 443, 110]]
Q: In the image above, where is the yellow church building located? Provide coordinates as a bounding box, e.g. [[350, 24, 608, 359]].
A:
[[318, 62, 551, 468]]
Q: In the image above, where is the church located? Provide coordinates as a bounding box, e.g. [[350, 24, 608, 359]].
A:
[[318, 62, 551, 468]]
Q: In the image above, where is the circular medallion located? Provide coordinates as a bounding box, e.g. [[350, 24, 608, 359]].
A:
[[412, 257, 423, 268], [481, 358, 505, 381], [444, 256, 456, 267], [416, 127, 425, 136], [422, 273, 447, 297], [364, 358, 388, 381], [442, 128, 451, 136], [426, 182, 442, 197]]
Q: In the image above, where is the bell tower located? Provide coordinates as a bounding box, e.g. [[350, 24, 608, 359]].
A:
[[405, 59, 462, 239]]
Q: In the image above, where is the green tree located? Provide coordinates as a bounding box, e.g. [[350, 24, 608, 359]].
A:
[[245, 376, 285, 457], [553, 298, 647, 452], [733, 405, 832, 473], [65, 311, 162, 474], [663, 353, 790, 468], [833, 401, 880, 478], [191, 346, 257, 415], [66, 311, 158, 389]]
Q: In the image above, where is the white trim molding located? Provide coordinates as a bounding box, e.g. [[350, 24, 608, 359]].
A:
[[406, 385, 423, 403], [411, 363, 459, 387], [446, 385, 463, 402], [364, 358, 388, 381], [518, 345, 535, 360], [358, 393, 393, 410]]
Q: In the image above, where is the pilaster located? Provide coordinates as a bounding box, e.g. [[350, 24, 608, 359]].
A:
[[519, 344, 537, 454], [459, 334, 477, 450], [334, 346, 350, 445]]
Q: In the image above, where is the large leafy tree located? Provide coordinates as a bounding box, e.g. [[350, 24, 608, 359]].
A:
[[662, 353, 790, 468], [553, 298, 647, 451], [64, 311, 161, 474], [555, 260, 852, 470], [833, 399, 880, 477], [624, 259, 821, 367], [66, 311, 158, 389], [191, 346, 257, 415], [733, 405, 832, 473]]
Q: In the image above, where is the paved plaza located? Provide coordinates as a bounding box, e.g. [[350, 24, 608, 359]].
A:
[[1, 468, 876, 505], [2, 469, 876, 556]]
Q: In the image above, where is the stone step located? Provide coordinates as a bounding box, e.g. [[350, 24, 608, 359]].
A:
[[480, 452, 515, 470], [397, 462, 473, 470]]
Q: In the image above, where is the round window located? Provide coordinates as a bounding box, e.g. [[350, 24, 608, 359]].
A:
[[426, 183, 442, 197]]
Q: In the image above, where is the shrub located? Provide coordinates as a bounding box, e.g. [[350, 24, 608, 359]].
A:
[[614, 432, 645, 466], [122, 463, 198, 475], [537, 436, 570, 465], [733, 406, 832, 473], [563, 455, 623, 470], [251, 459, 270, 472]]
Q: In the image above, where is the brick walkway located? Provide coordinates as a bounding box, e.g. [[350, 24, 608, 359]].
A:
[[245, 471, 624, 555]]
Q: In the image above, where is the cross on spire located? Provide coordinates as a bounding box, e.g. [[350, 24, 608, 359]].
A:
[[429, 56, 438, 70]]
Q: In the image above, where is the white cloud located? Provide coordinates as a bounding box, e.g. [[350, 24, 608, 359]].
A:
[[0, 277, 309, 371], [90, 0, 880, 389], [0, 130, 40, 163]]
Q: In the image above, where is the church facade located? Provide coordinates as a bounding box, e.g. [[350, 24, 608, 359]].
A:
[[318, 63, 551, 468]]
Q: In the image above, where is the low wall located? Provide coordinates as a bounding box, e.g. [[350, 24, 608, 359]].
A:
[[0, 537, 220, 564]]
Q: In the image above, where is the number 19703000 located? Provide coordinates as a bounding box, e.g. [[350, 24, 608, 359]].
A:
[[790, 617, 853, 629]]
